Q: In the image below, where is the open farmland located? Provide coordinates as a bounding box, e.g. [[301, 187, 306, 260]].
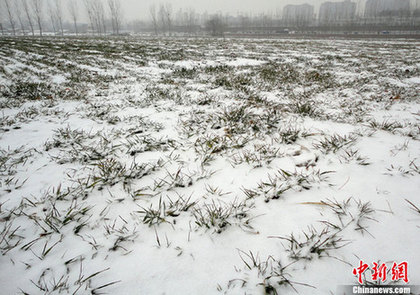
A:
[[0, 36, 419, 294]]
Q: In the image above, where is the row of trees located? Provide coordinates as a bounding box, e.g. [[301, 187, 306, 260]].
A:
[[148, 4, 203, 36], [1, 0, 122, 36], [1, 0, 419, 37], [2, 0, 43, 36], [84, 0, 122, 35], [0, 0, 221, 37]]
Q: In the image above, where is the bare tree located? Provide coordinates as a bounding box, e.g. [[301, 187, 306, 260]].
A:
[[158, 4, 167, 35], [149, 4, 158, 35], [32, 0, 43, 36], [175, 8, 183, 27], [68, 0, 78, 34], [108, 0, 115, 34], [54, 0, 64, 36], [14, 1, 26, 35], [108, 0, 122, 35], [48, 0, 57, 34], [259, 12, 273, 32], [84, 0, 105, 35], [0, 7, 4, 35], [239, 13, 251, 33], [84, 0, 96, 34], [91, 0, 106, 34], [206, 14, 225, 37], [4, 0, 16, 35], [157, 3, 173, 36], [96, 0, 106, 34], [165, 3, 173, 36], [186, 8, 197, 35], [173, 8, 198, 35], [22, 0, 35, 36]]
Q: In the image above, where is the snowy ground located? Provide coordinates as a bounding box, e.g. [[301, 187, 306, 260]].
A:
[[0, 36, 419, 294]]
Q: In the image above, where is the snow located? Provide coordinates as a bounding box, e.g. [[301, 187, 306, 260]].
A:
[[405, 77, 420, 84], [0, 36, 419, 295], [225, 58, 266, 67], [51, 74, 67, 84]]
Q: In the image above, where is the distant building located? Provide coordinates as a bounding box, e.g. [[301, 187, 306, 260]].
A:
[[414, 0, 420, 18], [364, 0, 410, 18], [283, 4, 314, 26], [415, 0, 420, 15], [414, 0, 420, 13], [365, 0, 410, 17], [319, 0, 357, 23]]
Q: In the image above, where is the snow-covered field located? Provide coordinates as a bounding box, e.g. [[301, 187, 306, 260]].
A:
[[0, 36, 419, 294]]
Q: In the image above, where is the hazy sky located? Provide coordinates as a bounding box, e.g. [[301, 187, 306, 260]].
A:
[[119, 0, 420, 20], [3, 0, 417, 23], [121, 0, 329, 20]]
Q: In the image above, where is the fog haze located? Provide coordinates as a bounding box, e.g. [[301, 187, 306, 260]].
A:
[[52, 0, 418, 22], [122, 0, 327, 20]]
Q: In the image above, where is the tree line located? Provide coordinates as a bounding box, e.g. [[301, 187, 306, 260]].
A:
[[1, 0, 122, 36], [1, 0, 419, 37]]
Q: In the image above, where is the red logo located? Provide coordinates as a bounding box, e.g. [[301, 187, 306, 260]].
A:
[[352, 261, 409, 284], [391, 262, 409, 283]]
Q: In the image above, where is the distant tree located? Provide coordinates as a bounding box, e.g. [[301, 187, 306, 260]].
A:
[[99, 1, 106, 34], [275, 7, 282, 27], [165, 3, 173, 36], [68, 0, 78, 34], [264, 12, 273, 30], [84, 0, 105, 34], [13, 1, 26, 35], [149, 4, 158, 35], [157, 3, 173, 36], [186, 8, 197, 35], [108, 0, 122, 35], [3, 0, 16, 35], [83, 0, 96, 33], [48, 0, 57, 34], [54, 0, 64, 36], [0, 7, 4, 35], [175, 7, 183, 27], [32, 0, 44, 36], [174, 8, 197, 34], [158, 4, 167, 35], [22, 0, 35, 36], [92, 0, 106, 34], [15, 1, 27, 35], [206, 14, 225, 37], [239, 13, 251, 33]]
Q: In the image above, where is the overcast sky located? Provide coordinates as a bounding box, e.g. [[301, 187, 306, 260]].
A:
[[121, 0, 330, 20], [0, 0, 418, 24], [121, 0, 420, 20], [3, 0, 418, 23]]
